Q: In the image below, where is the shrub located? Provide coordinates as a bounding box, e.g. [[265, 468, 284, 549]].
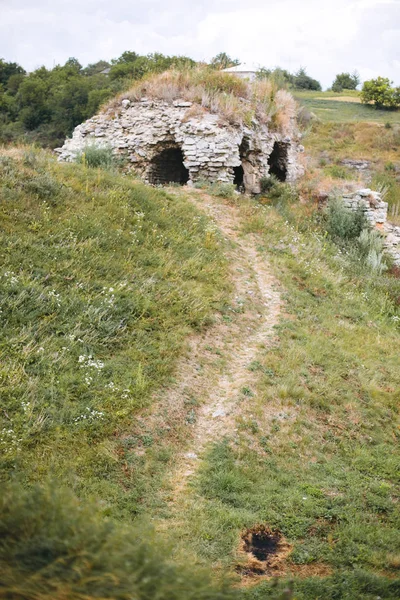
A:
[[361, 77, 400, 109], [23, 173, 65, 203], [325, 198, 368, 241], [210, 182, 236, 198], [0, 482, 234, 600], [358, 228, 388, 274], [76, 144, 115, 168], [331, 72, 360, 92], [325, 165, 352, 180], [292, 67, 322, 91], [260, 174, 280, 194]]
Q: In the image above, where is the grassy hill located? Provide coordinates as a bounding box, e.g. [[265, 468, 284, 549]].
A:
[[295, 90, 400, 125], [0, 147, 230, 516], [1, 93, 400, 600]]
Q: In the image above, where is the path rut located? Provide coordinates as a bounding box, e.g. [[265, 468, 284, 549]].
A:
[[156, 189, 282, 501]]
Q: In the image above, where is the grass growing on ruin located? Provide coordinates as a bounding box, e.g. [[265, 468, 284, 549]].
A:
[[0, 146, 231, 515], [158, 190, 400, 599], [105, 68, 297, 132]]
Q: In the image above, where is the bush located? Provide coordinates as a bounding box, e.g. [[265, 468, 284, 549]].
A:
[[358, 228, 388, 274], [209, 182, 236, 198], [324, 165, 352, 180], [23, 173, 65, 203], [76, 144, 115, 168], [331, 72, 360, 92], [325, 198, 368, 241], [0, 482, 234, 600], [293, 67, 322, 91], [361, 77, 400, 109], [260, 174, 280, 194]]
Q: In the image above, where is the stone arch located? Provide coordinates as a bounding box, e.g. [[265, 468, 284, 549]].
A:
[[268, 141, 289, 182], [148, 145, 189, 185]]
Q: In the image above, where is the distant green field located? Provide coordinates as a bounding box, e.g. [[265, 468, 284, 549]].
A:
[[295, 90, 400, 124]]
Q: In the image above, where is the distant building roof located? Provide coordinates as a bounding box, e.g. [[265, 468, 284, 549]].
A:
[[100, 67, 111, 75], [222, 63, 260, 74]]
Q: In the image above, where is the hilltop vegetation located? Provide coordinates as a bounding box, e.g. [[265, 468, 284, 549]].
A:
[[110, 68, 297, 130]]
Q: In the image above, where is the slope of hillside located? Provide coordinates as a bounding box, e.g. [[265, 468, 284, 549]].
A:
[[1, 142, 400, 600], [295, 90, 400, 125], [0, 147, 230, 515]]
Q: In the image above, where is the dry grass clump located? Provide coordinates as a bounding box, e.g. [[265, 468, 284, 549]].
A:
[[105, 68, 297, 132]]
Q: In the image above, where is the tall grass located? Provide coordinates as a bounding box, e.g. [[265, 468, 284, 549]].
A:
[[0, 481, 235, 600], [105, 68, 297, 132]]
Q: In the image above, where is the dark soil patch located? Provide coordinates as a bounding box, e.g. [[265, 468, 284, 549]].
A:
[[237, 525, 292, 578], [243, 527, 281, 561]]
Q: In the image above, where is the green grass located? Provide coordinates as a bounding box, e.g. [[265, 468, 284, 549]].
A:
[[0, 481, 235, 600], [0, 147, 230, 517], [295, 90, 400, 125], [159, 192, 400, 599], [2, 147, 400, 599]]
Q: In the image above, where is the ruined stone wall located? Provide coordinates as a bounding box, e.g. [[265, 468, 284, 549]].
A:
[[340, 189, 400, 266], [56, 97, 304, 194], [342, 189, 388, 226]]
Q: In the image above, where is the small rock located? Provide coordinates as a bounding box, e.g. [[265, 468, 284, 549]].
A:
[[185, 452, 198, 459], [212, 408, 226, 418]]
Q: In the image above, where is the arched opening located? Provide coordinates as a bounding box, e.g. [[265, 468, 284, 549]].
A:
[[268, 142, 289, 182], [233, 165, 244, 189], [148, 147, 189, 185]]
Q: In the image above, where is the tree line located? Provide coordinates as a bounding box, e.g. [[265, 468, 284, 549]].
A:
[[1, 49, 397, 149]]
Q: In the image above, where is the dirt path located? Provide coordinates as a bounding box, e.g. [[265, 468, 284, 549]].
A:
[[149, 189, 282, 503]]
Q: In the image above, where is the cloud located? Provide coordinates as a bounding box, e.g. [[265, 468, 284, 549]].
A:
[[0, 0, 399, 87]]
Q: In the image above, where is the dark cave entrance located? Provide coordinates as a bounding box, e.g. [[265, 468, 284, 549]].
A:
[[268, 142, 289, 182], [233, 165, 244, 189], [148, 147, 189, 185]]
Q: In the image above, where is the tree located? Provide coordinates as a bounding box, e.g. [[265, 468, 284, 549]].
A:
[[0, 59, 25, 86], [331, 71, 360, 92], [292, 67, 321, 91], [257, 67, 293, 87], [210, 53, 240, 70], [83, 60, 111, 76], [361, 77, 400, 109]]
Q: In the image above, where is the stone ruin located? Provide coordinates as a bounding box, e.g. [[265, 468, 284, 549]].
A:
[[56, 97, 305, 194], [327, 188, 400, 266], [342, 188, 388, 227]]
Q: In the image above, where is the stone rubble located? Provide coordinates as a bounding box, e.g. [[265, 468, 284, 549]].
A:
[[341, 159, 371, 172], [56, 97, 304, 194]]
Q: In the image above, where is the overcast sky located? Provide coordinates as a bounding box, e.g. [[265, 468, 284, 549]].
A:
[[1, 0, 399, 88]]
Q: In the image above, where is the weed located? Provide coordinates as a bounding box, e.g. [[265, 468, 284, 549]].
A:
[[325, 197, 367, 241], [76, 144, 115, 169]]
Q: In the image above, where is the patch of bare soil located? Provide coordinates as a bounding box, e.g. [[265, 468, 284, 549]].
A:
[[237, 525, 331, 585]]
